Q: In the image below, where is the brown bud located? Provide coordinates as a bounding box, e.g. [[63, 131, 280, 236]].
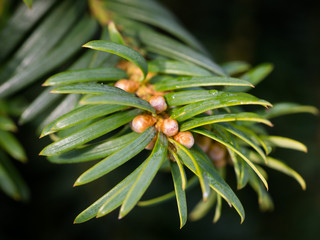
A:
[[149, 95, 167, 114], [128, 64, 144, 82], [115, 79, 139, 93], [208, 141, 227, 168], [161, 119, 179, 137], [116, 61, 130, 71], [155, 117, 164, 132], [174, 131, 194, 149], [196, 135, 212, 152], [131, 114, 156, 133]]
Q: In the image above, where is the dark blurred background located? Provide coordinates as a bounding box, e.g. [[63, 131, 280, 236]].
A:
[[1, 0, 319, 239]]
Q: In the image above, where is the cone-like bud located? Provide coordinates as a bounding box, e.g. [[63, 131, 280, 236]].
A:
[[115, 79, 139, 93], [161, 119, 179, 137], [174, 131, 194, 149], [149, 95, 167, 114], [131, 114, 156, 133]]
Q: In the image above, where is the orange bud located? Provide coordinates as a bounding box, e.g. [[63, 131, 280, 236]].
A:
[[149, 95, 167, 113], [115, 79, 139, 93], [131, 114, 156, 133], [174, 131, 194, 149], [161, 119, 179, 137]]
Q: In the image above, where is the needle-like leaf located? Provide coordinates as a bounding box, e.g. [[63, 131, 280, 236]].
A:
[[83, 40, 148, 79], [153, 76, 253, 91], [170, 161, 187, 228], [0, 130, 27, 163], [180, 112, 273, 131], [171, 93, 272, 121], [260, 135, 307, 152], [221, 61, 251, 75], [171, 139, 210, 201], [81, 93, 155, 114], [139, 29, 225, 76], [148, 60, 212, 76], [0, 151, 29, 201], [43, 68, 127, 86], [192, 128, 268, 190], [108, 21, 126, 45], [74, 160, 145, 223], [49, 132, 139, 164], [40, 109, 142, 156], [41, 105, 127, 137], [74, 127, 156, 186], [225, 63, 274, 92], [249, 152, 306, 190], [119, 132, 168, 218], [189, 191, 217, 221], [263, 103, 319, 119]]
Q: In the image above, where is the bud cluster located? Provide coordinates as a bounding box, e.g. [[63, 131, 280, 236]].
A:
[[197, 135, 228, 168], [115, 61, 195, 150]]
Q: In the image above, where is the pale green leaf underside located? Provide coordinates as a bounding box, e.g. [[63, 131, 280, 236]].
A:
[[261, 135, 307, 152], [263, 102, 318, 119], [249, 152, 306, 190], [108, 21, 126, 45]]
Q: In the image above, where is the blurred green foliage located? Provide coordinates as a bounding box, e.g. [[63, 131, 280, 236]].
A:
[[0, 0, 319, 239]]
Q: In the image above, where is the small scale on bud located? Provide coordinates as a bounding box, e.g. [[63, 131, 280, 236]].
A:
[[131, 114, 156, 133], [174, 131, 194, 149], [145, 136, 157, 150], [149, 95, 167, 113], [161, 119, 179, 137], [115, 79, 139, 93]]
